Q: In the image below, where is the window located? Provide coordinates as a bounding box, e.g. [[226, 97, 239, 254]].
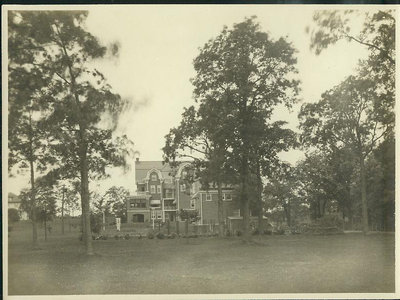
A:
[[130, 199, 146, 208], [157, 185, 161, 194], [164, 189, 173, 198], [190, 199, 195, 209], [180, 184, 186, 192], [150, 185, 156, 194], [151, 173, 157, 181], [233, 209, 241, 217], [151, 210, 156, 220], [182, 170, 188, 178], [224, 193, 232, 201], [206, 193, 212, 201]]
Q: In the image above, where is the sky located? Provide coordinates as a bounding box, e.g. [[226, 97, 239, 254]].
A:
[[6, 5, 373, 196]]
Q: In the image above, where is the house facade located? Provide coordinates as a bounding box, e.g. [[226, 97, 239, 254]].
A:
[[8, 193, 29, 220], [127, 159, 238, 225]]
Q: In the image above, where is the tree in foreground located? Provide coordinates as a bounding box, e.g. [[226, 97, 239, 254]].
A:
[[191, 17, 300, 239], [8, 11, 58, 248], [8, 11, 134, 254], [163, 100, 234, 237]]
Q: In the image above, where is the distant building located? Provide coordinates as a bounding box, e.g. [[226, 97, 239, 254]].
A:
[[127, 159, 238, 225], [8, 193, 28, 220]]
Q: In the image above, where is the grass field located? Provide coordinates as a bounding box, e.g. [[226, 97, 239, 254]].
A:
[[7, 221, 395, 295]]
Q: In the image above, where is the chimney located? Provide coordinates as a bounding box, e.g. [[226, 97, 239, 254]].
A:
[[136, 157, 139, 162]]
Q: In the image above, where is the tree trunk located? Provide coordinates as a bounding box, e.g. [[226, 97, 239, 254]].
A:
[[242, 196, 250, 240], [185, 219, 189, 236], [217, 180, 224, 237], [79, 131, 93, 255], [256, 163, 263, 235], [44, 214, 47, 241], [29, 159, 39, 248], [61, 189, 65, 235], [240, 154, 251, 241], [360, 156, 369, 235], [176, 220, 180, 235], [284, 204, 291, 227]]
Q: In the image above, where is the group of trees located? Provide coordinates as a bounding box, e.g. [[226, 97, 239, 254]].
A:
[[262, 9, 395, 232], [8, 9, 394, 254], [8, 11, 134, 254], [164, 16, 300, 239], [165, 10, 395, 238]]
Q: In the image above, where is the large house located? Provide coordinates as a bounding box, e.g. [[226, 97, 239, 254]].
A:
[[127, 159, 239, 225]]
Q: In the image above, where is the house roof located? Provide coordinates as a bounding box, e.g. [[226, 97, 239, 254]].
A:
[[135, 161, 174, 183], [135, 160, 191, 183]]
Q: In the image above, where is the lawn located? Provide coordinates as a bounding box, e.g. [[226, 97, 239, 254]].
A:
[[7, 221, 395, 295]]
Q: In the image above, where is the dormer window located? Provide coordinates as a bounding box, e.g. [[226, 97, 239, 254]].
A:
[[182, 170, 188, 178], [151, 173, 157, 181]]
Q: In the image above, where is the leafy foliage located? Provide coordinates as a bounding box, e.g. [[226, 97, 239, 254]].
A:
[[178, 209, 200, 223], [8, 209, 20, 223], [9, 11, 135, 253]]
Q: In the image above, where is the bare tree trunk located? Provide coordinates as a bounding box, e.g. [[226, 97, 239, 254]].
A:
[[176, 220, 180, 235], [240, 152, 251, 241], [61, 188, 65, 235], [29, 158, 38, 248], [79, 131, 93, 255], [242, 197, 250, 240], [256, 162, 263, 235], [44, 211, 47, 241], [284, 204, 291, 227], [360, 156, 369, 235], [217, 180, 224, 237]]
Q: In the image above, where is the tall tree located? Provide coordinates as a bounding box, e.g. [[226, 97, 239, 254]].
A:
[[191, 17, 299, 239], [8, 11, 134, 254], [163, 100, 233, 237], [8, 11, 58, 248], [299, 75, 392, 234]]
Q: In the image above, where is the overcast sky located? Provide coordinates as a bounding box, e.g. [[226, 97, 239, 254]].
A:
[[7, 5, 373, 195]]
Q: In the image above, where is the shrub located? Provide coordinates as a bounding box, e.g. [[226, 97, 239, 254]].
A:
[[8, 208, 20, 224], [147, 232, 155, 239], [170, 232, 177, 239], [124, 234, 130, 240], [156, 232, 165, 239], [114, 235, 120, 240], [236, 230, 242, 237], [138, 234, 143, 239], [264, 230, 272, 235]]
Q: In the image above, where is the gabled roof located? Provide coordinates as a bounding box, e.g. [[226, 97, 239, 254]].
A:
[[135, 161, 175, 183]]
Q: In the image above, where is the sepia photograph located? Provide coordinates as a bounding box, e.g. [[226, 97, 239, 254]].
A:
[[2, 3, 397, 299]]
